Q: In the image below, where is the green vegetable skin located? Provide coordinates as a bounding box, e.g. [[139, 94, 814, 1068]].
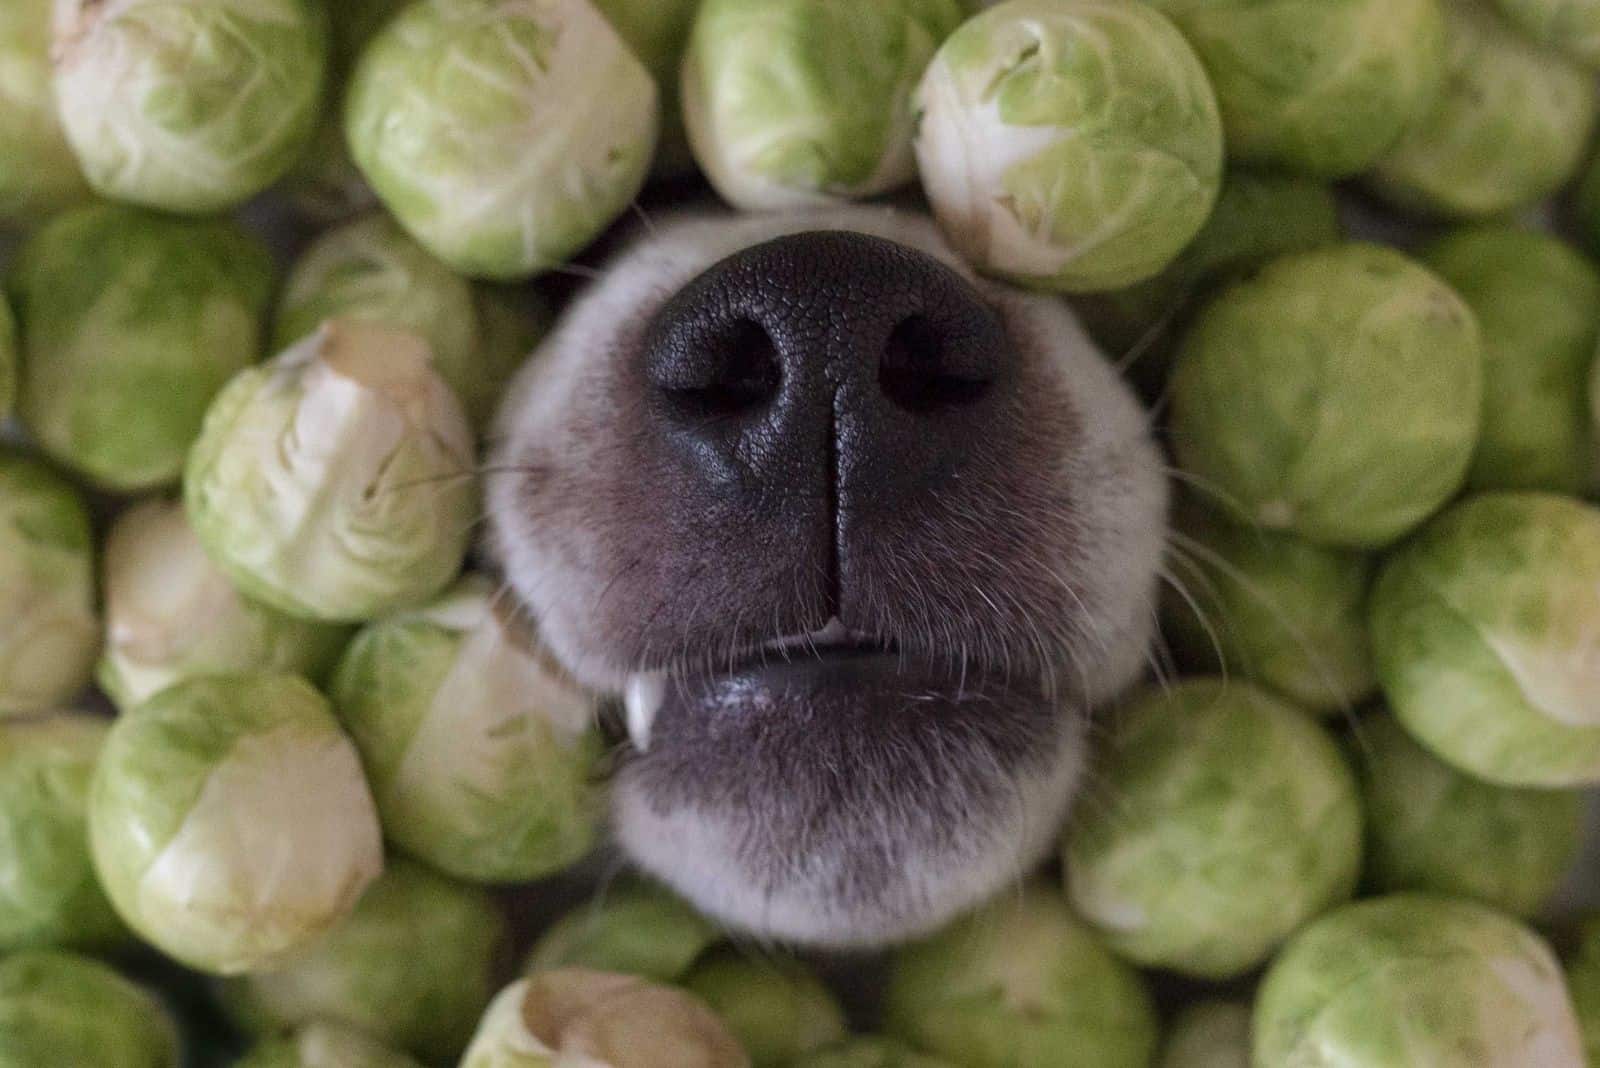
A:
[[525, 879, 720, 982], [594, 0, 701, 178], [235, 1023, 423, 1068], [1491, 0, 1600, 68], [683, 952, 848, 1068], [0, 290, 15, 420], [1158, 1001, 1249, 1068], [1254, 895, 1584, 1067], [1569, 916, 1600, 1065], [52, 0, 329, 214], [1421, 226, 1600, 494], [0, 950, 180, 1068], [1064, 679, 1362, 978], [9, 203, 275, 494], [0, 0, 90, 221], [913, 0, 1224, 293], [1171, 242, 1482, 549], [793, 1038, 959, 1068]]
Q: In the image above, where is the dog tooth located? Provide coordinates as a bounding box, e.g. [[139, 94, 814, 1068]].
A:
[[624, 671, 666, 753]]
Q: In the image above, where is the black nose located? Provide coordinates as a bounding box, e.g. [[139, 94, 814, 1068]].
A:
[[642, 230, 1014, 510]]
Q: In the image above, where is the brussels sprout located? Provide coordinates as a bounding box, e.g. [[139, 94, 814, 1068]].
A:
[[683, 0, 963, 210], [1254, 894, 1584, 1067], [1164, 499, 1375, 712], [593, 0, 701, 179], [0, 950, 180, 1068], [185, 320, 476, 623], [460, 969, 750, 1068], [8, 204, 275, 493], [1369, 492, 1600, 786], [1352, 713, 1580, 916], [0, 452, 98, 715], [525, 879, 720, 982], [52, 0, 329, 214], [1421, 226, 1600, 494], [237, 1024, 424, 1068], [98, 499, 351, 712], [1490, 0, 1600, 67], [1372, 0, 1597, 218], [913, 0, 1224, 292], [0, 713, 125, 950], [882, 882, 1157, 1068], [220, 857, 506, 1063], [345, 0, 658, 281], [0, 296, 15, 420], [1063, 679, 1362, 978], [1146, 0, 1445, 177], [1576, 148, 1600, 256], [793, 1039, 958, 1068], [0, 0, 89, 220], [330, 575, 604, 883], [471, 285, 552, 422], [1568, 916, 1600, 1065], [1159, 1001, 1249, 1068], [683, 952, 848, 1067], [88, 673, 384, 975], [1171, 243, 1482, 549]]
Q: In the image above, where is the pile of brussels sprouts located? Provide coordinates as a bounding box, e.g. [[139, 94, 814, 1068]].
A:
[[7, 0, 1600, 1064]]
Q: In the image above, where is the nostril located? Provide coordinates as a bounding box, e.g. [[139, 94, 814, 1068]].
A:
[[661, 317, 781, 417], [879, 314, 994, 414]]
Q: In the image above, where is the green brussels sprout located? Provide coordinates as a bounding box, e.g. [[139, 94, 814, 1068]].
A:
[[1063, 679, 1362, 979], [683, 0, 964, 210], [345, 0, 659, 281], [1490, 0, 1600, 67], [1145, 0, 1445, 177], [1159, 1001, 1249, 1068], [1164, 499, 1375, 712], [792, 1038, 959, 1068], [0, 0, 90, 220], [1372, 0, 1597, 218], [236, 1023, 424, 1068], [219, 857, 507, 1063], [1568, 916, 1600, 1065], [1254, 894, 1585, 1067], [98, 499, 351, 712], [0, 296, 15, 420], [185, 320, 476, 623], [1171, 243, 1482, 549], [882, 882, 1157, 1068], [52, 0, 330, 214], [682, 952, 849, 1068], [524, 879, 720, 982], [0, 950, 180, 1068], [460, 970, 750, 1068], [593, 0, 701, 179], [1352, 713, 1581, 917], [88, 673, 384, 975], [913, 0, 1224, 292], [1421, 226, 1600, 494], [330, 575, 605, 883], [0, 713, 125, 950], [1369, 492, 1600, 787], [8, 203, 275, 493], [0, 452, 99, 715]]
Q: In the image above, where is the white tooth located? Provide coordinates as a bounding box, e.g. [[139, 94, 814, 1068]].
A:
[[812, 617, 849, 645], [624, 672, 666, 753]]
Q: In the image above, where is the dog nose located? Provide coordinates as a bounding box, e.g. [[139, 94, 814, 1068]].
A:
[[641, 230, 1013, 502]]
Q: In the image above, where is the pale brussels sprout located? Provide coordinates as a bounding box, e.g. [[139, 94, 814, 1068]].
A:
[[0, 452, 99, 715], [913, 0, 1224, 292], [0, 296, 15, 420], [52, 0, 329, 214], [792, 1039, 959, 1068], [1353, 713, 1581, 917], [330, 575, 605, 883], [220, 858, 506, 1063], [1369, 492, 1600, 786], [883, 882, 1157, 1068], [0, 0, 89, 220], [1372, 0, 1597, 218], [525, 879, 720, 982], [9, 203, 275, 493], [683, 952, 849, 1068], [1254, 894, 1585, 1067], [593, 0, 701, 179], [184, 320, 476, 623], [98, 499, 350, 712], [345, 0, 659, 280], [1159, 1001, 1249, 1068], [237, 1023, 424, 1068], [1421, 226, 1600, 494], [460, 969, 750, 1068], [1148, 0, 1445, 177], [1171, 243, 1482, 549], [1063, 679, 1362, 978], [0, 950, 180, 1068], [1491, 0, 1600, 67], [1568, 917, 1600, 1064], [88, 673, 384, 975], [1164, 499, 1375, 712], [0, 713, 125, 950], [683, 0, 964, 210]]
